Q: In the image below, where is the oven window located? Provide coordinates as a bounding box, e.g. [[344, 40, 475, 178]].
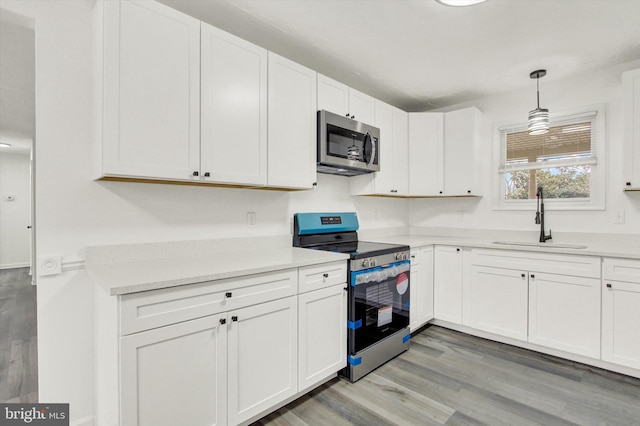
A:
[[350, 265, 410, 353]]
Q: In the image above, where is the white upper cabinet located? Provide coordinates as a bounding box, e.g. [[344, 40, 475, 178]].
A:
[[200, 22, 267, 186], [408, 107, 481, 196], [268, 53, 317, 189], [623, 68, 640, 190], [409, 112, 443, 196], [317, 74, 375, 125], [392, 107, 410, 195], [348, 89, 376, 125], [443, 107, 481, 196], [350, 101, 409, 196], [317, 74, 349, 117], [100, 0, 201, 181]]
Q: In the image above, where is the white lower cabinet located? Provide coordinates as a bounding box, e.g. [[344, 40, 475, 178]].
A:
[[434, 246, 463, 324], [467, 249, 601, 359], [602, 258, 640, 369], [97, 261, 348, 426], [409, 246, 434, 332], [528, 272, 600, 359], [228, 297, 298, 425], [121, 314, 227, 426], [469, 266, 528, 341], [298, 284, 347, 391]]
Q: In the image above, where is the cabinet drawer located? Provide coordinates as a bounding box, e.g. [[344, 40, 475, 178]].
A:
[[471, 249, 600, 278], [298, 261, 347, 293], [603, 257, 640, 283], [121, 269, 297, 335]]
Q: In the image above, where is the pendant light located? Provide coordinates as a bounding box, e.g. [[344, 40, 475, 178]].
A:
[[528, 69, 549, 135]]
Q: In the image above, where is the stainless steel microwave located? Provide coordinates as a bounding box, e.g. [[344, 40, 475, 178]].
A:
[[317, 110, 380, 176]]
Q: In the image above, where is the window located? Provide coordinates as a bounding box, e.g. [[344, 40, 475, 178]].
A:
[[496, 105, 605, 210]]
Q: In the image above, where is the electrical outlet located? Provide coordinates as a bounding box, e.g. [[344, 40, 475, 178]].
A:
[[615, 210, 625, 224], [247, 212, 256, 227]]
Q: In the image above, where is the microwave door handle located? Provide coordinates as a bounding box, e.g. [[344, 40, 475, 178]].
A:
[[364, 132, 376, 168]]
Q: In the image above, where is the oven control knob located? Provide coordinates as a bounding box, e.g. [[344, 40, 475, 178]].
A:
[[403, 253, 409, 261], [395, 253, 402, 261], [362, 259, 369, 268], [370, 258, 377, 267]]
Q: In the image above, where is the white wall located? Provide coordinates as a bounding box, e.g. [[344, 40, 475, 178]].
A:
[[0, 151, 31, 268], [0, 1, 407, 423], [410, 61, 640, 235]]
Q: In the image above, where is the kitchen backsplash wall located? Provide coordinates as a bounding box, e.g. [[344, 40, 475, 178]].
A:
[[410, 59, 640, 235], [88, 173, 408, 253]]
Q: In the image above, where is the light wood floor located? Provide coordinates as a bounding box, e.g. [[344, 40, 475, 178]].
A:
[[254, 325, 640, 426], [0, 267, 38, 403]]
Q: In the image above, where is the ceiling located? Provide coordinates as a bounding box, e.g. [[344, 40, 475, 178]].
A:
[[158, 0, 640, 112], [1, 0, 639, 155], [0, 8, 34, 155]]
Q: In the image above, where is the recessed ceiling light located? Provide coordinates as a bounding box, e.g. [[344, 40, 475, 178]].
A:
[[0, 143, 12, 148], [436, 0, 488, 6]]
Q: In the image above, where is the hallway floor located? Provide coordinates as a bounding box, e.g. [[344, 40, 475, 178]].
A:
[[0, 267, 37, 403]]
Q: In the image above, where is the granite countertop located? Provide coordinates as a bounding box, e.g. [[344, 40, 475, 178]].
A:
[[368, 233, 640, 260], [86, 243, 349, 296]]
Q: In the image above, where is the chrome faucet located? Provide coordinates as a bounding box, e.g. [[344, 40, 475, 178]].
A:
[[535, 186, 552, 243]]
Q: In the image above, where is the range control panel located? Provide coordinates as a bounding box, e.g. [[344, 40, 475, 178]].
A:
[[320, 216, 343, 225]]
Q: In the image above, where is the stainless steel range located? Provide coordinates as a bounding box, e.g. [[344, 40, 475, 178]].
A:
[[293, 212, 410, 382]]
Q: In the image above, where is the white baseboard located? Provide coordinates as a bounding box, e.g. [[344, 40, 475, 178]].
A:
[[0, 262, 30, 270]]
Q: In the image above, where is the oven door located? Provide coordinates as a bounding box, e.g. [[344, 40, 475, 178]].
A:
[[348, 260, 410, 354]]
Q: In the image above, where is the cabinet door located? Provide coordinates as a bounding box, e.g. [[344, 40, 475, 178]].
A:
[[433, 246, 463, 324], [298, 284, 347, 391], [102, 0, 200, 180], [602, 280, 640, 369], [409, 112, 444, 196], [623, 69, 640, 188], [348, 88, 375, 125], [392, 107, 410, 196], [317, 74, 349, 116], [227, 296, 298, 425], [200, 22, 267, 185], [528, 272, 600, 358], [443, 107, 479, 196], [120, 314, 227, 426], [409, 246, 433, 332], [469, 266, 528, 341], [422, 246, 434, 322], [372, 100, 395, 194], [409, 249, 424, 332], [267, 53, 317, 188]]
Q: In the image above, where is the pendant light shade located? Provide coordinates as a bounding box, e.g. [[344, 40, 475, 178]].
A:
[[528, 70, 549, 135]]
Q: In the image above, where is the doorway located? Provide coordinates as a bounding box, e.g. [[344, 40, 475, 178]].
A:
[[0, 7, 37, 403]]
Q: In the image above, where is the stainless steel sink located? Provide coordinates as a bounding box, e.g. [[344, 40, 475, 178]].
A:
[[492, 241, 588, 249]]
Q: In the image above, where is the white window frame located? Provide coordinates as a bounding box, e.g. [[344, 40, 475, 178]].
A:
[[493, 104, 606, 211]]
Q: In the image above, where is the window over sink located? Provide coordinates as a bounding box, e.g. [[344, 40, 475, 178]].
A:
[[495, 104, 605, 210]]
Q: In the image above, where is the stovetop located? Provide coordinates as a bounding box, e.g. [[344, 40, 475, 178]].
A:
[[307, 240, 409, 260]]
